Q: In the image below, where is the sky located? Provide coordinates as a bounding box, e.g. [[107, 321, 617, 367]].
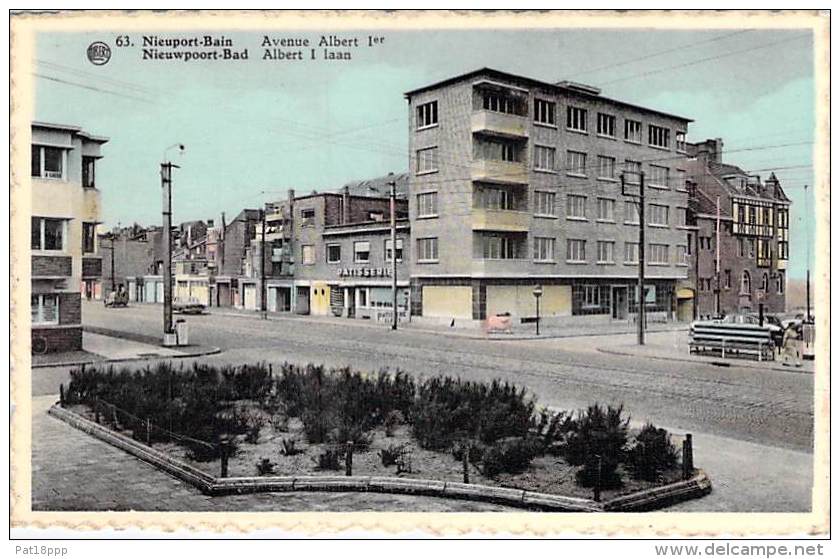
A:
[[30, 27, 817, 279]]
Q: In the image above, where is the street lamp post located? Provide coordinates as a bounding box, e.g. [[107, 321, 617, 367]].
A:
[[533, 285, 543, 336], [161, 144, 184, 346]]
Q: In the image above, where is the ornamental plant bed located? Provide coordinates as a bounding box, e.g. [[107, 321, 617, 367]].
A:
[[63, 362, 688, 501]]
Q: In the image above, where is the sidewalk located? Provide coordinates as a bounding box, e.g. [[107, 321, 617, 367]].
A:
[[31, 330, 220, 369], [596, 330, 815, 374], [206, 305, 687, 341]]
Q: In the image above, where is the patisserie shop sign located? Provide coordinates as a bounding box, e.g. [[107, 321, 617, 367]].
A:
[[337, 267, 392, 278]]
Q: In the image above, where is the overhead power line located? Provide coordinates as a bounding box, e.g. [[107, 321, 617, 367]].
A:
[[33, 72, 155, 104], [597, 33, 811, 86], [572, 30, 753, 79]]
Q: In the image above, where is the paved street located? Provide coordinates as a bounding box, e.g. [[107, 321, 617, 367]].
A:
[[30, 301, 815, 512]]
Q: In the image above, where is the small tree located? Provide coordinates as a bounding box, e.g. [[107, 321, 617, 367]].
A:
[[626, 423, 678, 481], [564, 403, 629, 488]]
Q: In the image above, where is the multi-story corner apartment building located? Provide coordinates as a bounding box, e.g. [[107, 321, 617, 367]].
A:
[[685, 138, 790, 319], [404, 69, 693, 325], [264, 173, 411, 318], [30, 122, 107, 352]]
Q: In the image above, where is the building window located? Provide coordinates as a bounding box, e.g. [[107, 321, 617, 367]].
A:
[[777, 272, 785, 294], [624, 160, 642, 183], [624, 242, 639, 264], [740, 271, 752, 294], [533, 145, 556, 171], [674, 169, 687, 191], [326, 244, 342, 264], [82, 156, 96, 188], [353, 241, 371, 263], [385, 238, 404, 263], [676, 131, 687, 153], [534, 191, 556, 216], [778, 241, 789, 260], [649, 243, 669, 265], [566, 239, 586, 262], [417, 237, 438, 262], [761, 273, 770, 292], [31, 293, 59, 325], [474, 138, 522, 163], [597, 155, 616, 180], [416, 100, 438, 129], [534, 99, 556, 125], [648, 165, 670, 188], [724, 270, 731, 289], [675, 207, 688, 227], [566, 106, 588, 132], [648, 124, 670, 148], [82, 222, 96, 254], [533, 237, 555, 262], [597, 241, 615, 264], [417, 191, 438, 217], [676, 244, 688, 266], [482, 92, 523, 115], [566, 150, 587, 176], [597, 198, 615, 222], [649, 204, 670, 227], [482, 235, 519, 259], [583, 285, 600, 308], [566, 194, 587, 220], [624, 119, 642, 143], [31, 145, 65, 180], [597, 113, 616, 137], [301, 244, 315, 265], [624, 201, 640, 225], [300, 208, 315, 227], [31, 217, 66, 251], [416, 146, 439, 174], [478, 186, 515, 210]]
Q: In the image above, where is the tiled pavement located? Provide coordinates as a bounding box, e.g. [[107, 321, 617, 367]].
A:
[[30, 396, 514, 512]]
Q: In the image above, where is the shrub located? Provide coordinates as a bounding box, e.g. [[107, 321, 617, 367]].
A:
[[564, 404, 629, 488], [451, 440, 485, 464], [256, 457, 276, 476], [480, 436, 539, 478], [279, 437, 302, 456], [384, 409, 405, 437], [530, 408, 574, 455], [626, 423, 679, 481], [315, 446, 344, 471], [270, 413, 289, 433], [379, 443, 407, 467], [412, 377, 535, 450]]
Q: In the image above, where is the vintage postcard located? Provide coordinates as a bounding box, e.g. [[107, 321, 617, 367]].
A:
[[9, 9, 830, 538]]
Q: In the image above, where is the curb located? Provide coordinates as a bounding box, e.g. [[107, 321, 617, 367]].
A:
[[48, 403, 711, 512], [33, 343, 221, 369], [596, 346, 813, 375], [206, 307, 687, 342]]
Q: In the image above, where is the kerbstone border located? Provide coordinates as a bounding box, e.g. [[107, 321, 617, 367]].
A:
[[48, 404, 710, 512]]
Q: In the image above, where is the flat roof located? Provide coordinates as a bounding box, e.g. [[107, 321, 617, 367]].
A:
[[32, 121, 110, 143], [404, 67, 693, 123]]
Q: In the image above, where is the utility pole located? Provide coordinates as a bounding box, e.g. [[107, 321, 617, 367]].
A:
[[804, 184, 811, 323], [160, 143, 184, 345], [161, 162, 178, 341], [714, 195, 721, 318], [389, 180, 398, 331], [260, 207, 267, 320], [622, 170, 646, 345]]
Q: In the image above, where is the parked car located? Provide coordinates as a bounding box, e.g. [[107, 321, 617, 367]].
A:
[[173, 298, 206, 315]]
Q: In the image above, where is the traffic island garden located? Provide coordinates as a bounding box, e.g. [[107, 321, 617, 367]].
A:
[[54, 362, 711, 510]]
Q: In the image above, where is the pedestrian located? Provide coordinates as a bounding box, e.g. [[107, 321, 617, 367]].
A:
[[781, 323, 802, 367]]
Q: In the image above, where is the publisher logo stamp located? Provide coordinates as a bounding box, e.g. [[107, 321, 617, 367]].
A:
[[87, 41, 111, 65]]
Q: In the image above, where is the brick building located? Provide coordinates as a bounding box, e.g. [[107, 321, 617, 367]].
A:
[[30, 122, 107, 352], [404, 68, 693, 326], [685, 138, 790, 319], [263, 173, 410, 318]]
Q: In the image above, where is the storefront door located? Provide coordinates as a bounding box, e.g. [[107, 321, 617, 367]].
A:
[[612, 286, 628, 319]]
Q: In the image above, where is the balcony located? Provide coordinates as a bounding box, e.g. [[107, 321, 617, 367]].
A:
[[472, 208, 530, 232], [471, 159, 528, 185], [32, 255, 72, 278], [472, 258, 529, 277], [81, 256, 102, 278], [471, 110, 528, 140]]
